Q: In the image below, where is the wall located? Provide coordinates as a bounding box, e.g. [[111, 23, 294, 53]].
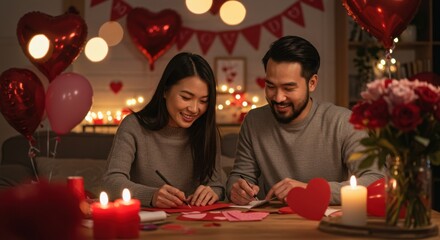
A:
[[0, 0, 335, 161]]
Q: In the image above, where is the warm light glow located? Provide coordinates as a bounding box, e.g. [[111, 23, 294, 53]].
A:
[[236, 85, 243, 91], [28, 34, 50, 59], [252, 96, 259, 103], [235, 94, 241, 100], [242, 101, 248, 107], [350, 175, 357, 188], [97, 111, 104, 119], [228, 88, 235, 94], [221, 85, 228, 92], [85, 37, 108, 62], [251, 104, 257, 109], [390, 58, 397, 64], [99, 21, 124, 46], [394, 37, 399, 43], [186, 0, 213, 14], [220, 0, 246, 25], [100, 192, 109, 206], [380, 59, 386, 65], [122, 188, 131, 202], [217, 104, 224, 110], [225, 100, 231, 105], [137, 96, 144, 103]]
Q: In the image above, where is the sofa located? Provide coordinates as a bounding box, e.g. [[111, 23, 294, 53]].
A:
[[0, 130, 238, 198]]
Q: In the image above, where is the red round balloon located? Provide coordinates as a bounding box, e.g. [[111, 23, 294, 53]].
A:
[[126, 8, 181, 70], [342, 0, 422, 49], [16, 12, 87, 82], [0, 68, 45, 141]]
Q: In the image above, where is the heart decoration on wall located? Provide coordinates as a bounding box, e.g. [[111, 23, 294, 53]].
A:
[[16, 12, 87, 82], [126, 8, 182, 71], [256, 77, 265, 89], [286, 178, 331, 221], [110, 81, 123, 94]]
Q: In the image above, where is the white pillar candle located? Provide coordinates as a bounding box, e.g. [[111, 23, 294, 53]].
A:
[[341, 175, 367, 226]]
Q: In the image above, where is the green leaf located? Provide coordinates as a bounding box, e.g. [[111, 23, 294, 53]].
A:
[[377, 138, 398, 155], [414, 135, 430, 147], [358, 154, 377, 169]]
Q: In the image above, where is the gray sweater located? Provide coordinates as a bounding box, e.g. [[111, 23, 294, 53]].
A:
[[103, 114, 225, 207], [226, 100, 384, 204]]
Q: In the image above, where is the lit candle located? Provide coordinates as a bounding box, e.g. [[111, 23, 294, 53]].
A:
[[91, 192, 117, 239], [115, 188, 141, 238], [341, 176, 367, 226]]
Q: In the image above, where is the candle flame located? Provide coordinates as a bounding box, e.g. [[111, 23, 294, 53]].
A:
[[122, 188, 131, 202], [99, 192, 109, 206], [350, 175, 357, 188]]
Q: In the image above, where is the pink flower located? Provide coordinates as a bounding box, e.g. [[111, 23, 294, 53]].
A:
[[360, 78, 392, 102], [385, 79, 418, 107]]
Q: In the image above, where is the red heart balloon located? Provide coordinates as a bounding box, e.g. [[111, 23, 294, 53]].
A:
[[256, 77, 265, 89], [126, 8, 182, 71], [342, 0, 422, 49], [110, 81, 123, 94], [0, 68, 45, 141], [16, 12, 87, 82], [286, 178, 331, 221]]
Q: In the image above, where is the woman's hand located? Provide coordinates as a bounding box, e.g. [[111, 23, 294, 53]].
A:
[[187, 185, 219, 206], [152, 184, 187, 208]]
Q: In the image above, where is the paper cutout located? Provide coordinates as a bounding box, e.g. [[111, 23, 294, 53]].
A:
[[278, 206, 295, 214], [142, 203, 231, 213], [177, 211, 226, 221], [222, 210, 269, 222], [177, 210, 269, 222], [286, 178, 331, 221]]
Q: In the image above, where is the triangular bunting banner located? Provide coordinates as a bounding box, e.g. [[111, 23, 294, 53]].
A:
[[110, 0, 132, 21], [300, 0, 324, 11], [219, 31, 239, 54], [196, 31, 217, 55], [91, 0, 108, 7], [263, 15, 283, 38], [283, 1, 305, 27], [241, 25, 261, 50], [176, 27, 194, 50]]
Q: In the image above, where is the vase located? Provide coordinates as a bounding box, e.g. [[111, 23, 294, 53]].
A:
[[385, 154, 432, 228]]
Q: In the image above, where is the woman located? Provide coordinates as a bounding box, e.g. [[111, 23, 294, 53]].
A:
[[103, 52, 224, 208]]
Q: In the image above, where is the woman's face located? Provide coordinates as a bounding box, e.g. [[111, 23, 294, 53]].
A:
[[164, 76, 209, 128]]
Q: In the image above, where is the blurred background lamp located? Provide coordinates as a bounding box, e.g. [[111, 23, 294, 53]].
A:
[[186, 0, 213, 14], [99, 21, 124, 46], [28, 34, 50, 59], [85, 37, 108, 62], [220, 0, 246, 25]]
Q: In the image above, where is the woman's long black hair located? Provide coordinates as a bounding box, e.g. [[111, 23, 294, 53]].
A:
[[134, 52, 217, 184]]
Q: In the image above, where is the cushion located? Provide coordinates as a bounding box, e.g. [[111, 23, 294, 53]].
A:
[[35, 157, 107, 198]]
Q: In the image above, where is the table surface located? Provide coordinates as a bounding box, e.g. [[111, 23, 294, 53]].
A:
[[80, 202, 440, 240]]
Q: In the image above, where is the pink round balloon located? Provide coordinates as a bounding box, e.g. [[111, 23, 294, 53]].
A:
[[45, 72, 93, 135]]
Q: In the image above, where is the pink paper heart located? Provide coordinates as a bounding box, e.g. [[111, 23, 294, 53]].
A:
[[286, 178, 330, 221], [109, 81, 123, 94]]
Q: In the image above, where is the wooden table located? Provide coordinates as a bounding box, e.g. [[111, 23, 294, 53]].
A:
[[80, 203, 440, 239]]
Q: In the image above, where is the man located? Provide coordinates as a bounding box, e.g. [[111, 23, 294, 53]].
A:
[[226, 36, 384, 205]]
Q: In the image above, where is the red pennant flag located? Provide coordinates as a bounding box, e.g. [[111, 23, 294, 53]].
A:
[[91, 0, 108, 7], [219, 31, 239, 54], [176, 27, 194, 50], [196, 31, 217, 55], [283, 2, 305, 27], [241, 25, 261, 50], [110, 0, 132, 21], [263, 15, 283, 38], [300, 0, 324, 11]]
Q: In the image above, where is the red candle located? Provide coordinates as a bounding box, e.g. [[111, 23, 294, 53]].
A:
[[91, 192, 117, 239], [114, 188, 140, 239], [67, 176, 85, 202]]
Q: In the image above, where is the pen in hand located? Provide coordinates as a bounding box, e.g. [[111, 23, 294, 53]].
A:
[[155, 170, 191, 208], [240, 175, 259, 201]]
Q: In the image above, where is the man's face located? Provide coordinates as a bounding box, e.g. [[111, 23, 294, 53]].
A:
[[264, 59, 317, 124]]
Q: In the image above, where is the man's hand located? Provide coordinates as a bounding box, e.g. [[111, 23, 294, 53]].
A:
[[230, 178, 259, 205], [265, 178, 306, 202]]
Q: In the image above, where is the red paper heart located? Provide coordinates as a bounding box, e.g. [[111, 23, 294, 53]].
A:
[[256, 77, 265, 89], [286, 178, 330, 221], [110, 81, 123, 94], [126, 8, 181, 71], [16, 12, 87, 82]]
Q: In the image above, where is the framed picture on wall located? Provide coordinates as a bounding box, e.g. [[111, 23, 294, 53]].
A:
[[215, 57, 246, 93]]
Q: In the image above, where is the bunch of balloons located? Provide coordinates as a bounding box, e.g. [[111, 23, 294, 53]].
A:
[[0, 11, 93, 141]]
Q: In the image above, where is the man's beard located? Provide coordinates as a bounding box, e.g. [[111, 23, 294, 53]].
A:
[[268, 91, 309, 124]]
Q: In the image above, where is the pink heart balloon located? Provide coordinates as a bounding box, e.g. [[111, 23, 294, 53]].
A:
[[16, 12, 87, 82], [342, 0, 422, 49], [286, 178, 331, 221], [126, 8, 181, 70]]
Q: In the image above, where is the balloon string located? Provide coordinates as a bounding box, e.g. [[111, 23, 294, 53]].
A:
[[385, 43, 396, 79], [28, 140, 40, 182], [48, 136, 60, 182]]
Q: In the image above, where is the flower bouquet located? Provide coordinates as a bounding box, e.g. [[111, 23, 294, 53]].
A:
[[349, 78, 440, 228]]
